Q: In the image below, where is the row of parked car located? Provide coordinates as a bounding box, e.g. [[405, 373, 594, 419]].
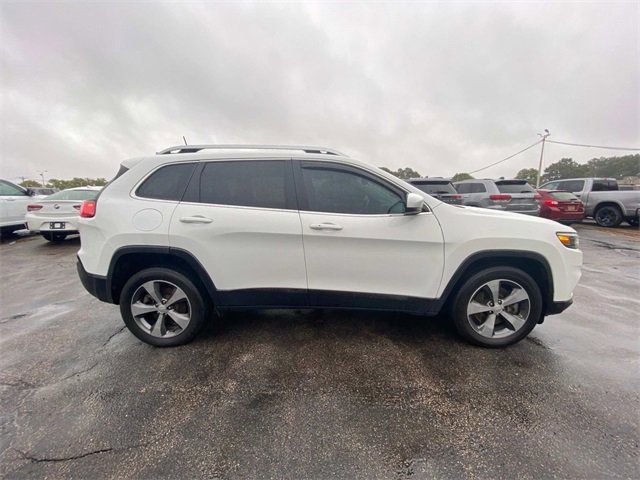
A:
[[408, 177, 639, 227], [0, 179, 101, 241]]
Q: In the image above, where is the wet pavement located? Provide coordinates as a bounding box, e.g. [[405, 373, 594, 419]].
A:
[[0, 224, 638, 479]]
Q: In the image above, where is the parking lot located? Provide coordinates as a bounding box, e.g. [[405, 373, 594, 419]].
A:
[[0, 223, 638, 479]]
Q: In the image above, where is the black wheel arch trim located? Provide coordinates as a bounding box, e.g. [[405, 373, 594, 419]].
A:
[[430, 249, 555, 316], [103, 245, 218, 305]]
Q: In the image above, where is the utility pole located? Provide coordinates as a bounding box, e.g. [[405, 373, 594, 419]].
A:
[[536, 130, 550, 187], [37, 170, 48, 187]]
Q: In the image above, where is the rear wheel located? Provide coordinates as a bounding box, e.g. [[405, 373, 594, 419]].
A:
[[42, 232, 67, 243], [451, 267, 543, 347], [594, 205, 622, 228], [119, 267, 207, 347], [627, 217, 638, 228]]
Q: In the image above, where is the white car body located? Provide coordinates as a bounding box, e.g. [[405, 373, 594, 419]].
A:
[[77, 145, 582, 347], [0, 179, 33, 231], [26, 187, 102, 234]]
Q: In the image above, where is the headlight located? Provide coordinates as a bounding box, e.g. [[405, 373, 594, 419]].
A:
[[556, 232, 579, 249]]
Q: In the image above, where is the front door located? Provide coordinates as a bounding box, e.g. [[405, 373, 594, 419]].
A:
[[294, 161, 444, 307]]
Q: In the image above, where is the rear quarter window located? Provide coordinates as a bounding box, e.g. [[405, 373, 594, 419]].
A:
[[136, 163, 197, 201]]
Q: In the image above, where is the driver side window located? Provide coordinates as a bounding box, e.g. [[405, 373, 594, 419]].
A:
[[301, 165, 405, 214]]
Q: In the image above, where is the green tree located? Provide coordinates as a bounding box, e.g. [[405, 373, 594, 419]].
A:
[[47, 177, 108, 189], [542, 158, 588, 182], [379, 167, 422, 179], [584, 154, 640, 178], [451, 172, 474, 182], [515, 168, 539, 185], [19, 180, 42, 188]]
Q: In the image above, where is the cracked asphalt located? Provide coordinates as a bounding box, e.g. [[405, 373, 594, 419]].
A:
[[0, 223, 638, 479]]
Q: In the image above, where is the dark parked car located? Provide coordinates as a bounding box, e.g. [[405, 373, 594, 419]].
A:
[[407, 178, 462, 205], [536, 189, 585, 224]]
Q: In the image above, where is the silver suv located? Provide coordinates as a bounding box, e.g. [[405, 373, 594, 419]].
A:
[[454, 179, 540, 216]]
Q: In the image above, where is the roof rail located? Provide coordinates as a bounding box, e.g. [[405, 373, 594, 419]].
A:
[[157, 144, 347, 156]]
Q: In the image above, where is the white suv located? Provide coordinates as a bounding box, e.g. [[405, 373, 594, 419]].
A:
[[77, 145, 582, 348]]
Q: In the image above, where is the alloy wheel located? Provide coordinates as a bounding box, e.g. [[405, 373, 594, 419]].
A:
[[130, 280, 192, 338], [466, 279, 530, 339]]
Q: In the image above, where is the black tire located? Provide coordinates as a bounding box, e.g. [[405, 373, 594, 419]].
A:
[[119, 267, 208, 347], [42, 232, 67, 243], [594, 205, 623, 228], [451, 266, 543, 348], [627, 217, 639, 228]]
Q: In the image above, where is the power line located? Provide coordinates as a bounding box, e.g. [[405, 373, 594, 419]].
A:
[[547, 140, 640, 151], [468, 140, 542, 174]]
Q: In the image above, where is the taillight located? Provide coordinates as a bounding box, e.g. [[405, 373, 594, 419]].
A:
[[451, 194, 461, 199], [73, 204, 81, 210], [27, 204, 43, 211], [489, 194, 511, 201], [544, 199, 558, 206], [80, 200, 96, 218]]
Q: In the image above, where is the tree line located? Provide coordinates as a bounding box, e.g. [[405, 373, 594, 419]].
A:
[[20, 177, 108, 189], [381, 154, 639, 184]]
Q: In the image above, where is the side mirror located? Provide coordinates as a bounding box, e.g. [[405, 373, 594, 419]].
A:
[[405, 192, 424, 215]]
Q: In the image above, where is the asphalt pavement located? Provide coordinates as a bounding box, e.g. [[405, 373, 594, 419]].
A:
[[0, 223, 638, 479]]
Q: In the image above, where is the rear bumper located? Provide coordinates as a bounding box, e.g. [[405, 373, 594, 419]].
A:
[[26, 213, 79, 233], [546, 298, 573, 315], [77, 257, 112, 303]]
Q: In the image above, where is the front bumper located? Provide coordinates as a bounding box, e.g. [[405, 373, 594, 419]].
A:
[[77, 257, 112, 303]]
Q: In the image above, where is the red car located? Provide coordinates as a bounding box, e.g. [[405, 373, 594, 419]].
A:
[[537, 189, 585, 223]]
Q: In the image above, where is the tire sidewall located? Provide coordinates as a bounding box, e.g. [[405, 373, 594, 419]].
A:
[[451, 266, 543, 348], [595, 205, 622, 228], [119, 267, 207, 347]]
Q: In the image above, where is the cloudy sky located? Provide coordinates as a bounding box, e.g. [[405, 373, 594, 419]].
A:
[[1, 1, 638, 183]]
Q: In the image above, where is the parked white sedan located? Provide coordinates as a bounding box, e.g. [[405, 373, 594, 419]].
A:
[[26, 186, 102, 242]]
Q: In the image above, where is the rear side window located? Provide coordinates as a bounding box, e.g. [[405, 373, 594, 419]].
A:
[[557, 180, 585, 193], [592, 180, 618, 191], [196, 160, 293, 210], [496, 181, 534, 193], [411, 181, 456, 194], [136, 163, 197, 201], [550, 191, 579, 201]]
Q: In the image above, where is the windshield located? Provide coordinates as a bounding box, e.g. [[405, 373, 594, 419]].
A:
[[45, 189, 100, 201], [496, 181, 535, 193], [412, 181, 457, 194]]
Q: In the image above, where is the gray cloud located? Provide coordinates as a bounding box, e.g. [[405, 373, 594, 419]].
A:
[[1, 1, 638, 182]]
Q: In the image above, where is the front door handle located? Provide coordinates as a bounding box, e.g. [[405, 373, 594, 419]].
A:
[[310, 222, 343, 231], [180, 215, 213, 224]]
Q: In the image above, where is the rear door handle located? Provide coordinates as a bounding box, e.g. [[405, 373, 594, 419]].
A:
[[310, 222, 343, 231], [180, 215, 213, 224]]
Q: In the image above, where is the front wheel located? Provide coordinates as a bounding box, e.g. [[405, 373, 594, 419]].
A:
[[119, 267, 208, 347], [594, 205, 622, 228], [451, 267, 543, 347]]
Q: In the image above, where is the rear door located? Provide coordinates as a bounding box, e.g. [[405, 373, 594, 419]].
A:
[[0, 180, 31, 226], [169, 159, 307, 306], [295, 160, 444, 305]]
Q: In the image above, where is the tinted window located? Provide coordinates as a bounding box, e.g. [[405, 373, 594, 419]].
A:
[[557, 180, 585, 193], [592, 180, 618, 192], [550, 191, 579, 201], [302, 166, 405, 214], [136, 163, 196, 201], [198, 160, 290, 209], [411, 181, 456, 194], [0, 181, 28, 196], [46, 189, 100, 201], [462, 183, 486, 193], [541, 181, 559, 190], [455, 183, 470, 194], [496, 181, 535, 193]]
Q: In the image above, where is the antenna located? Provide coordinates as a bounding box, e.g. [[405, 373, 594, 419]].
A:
[[183, 136, 188, 146]]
